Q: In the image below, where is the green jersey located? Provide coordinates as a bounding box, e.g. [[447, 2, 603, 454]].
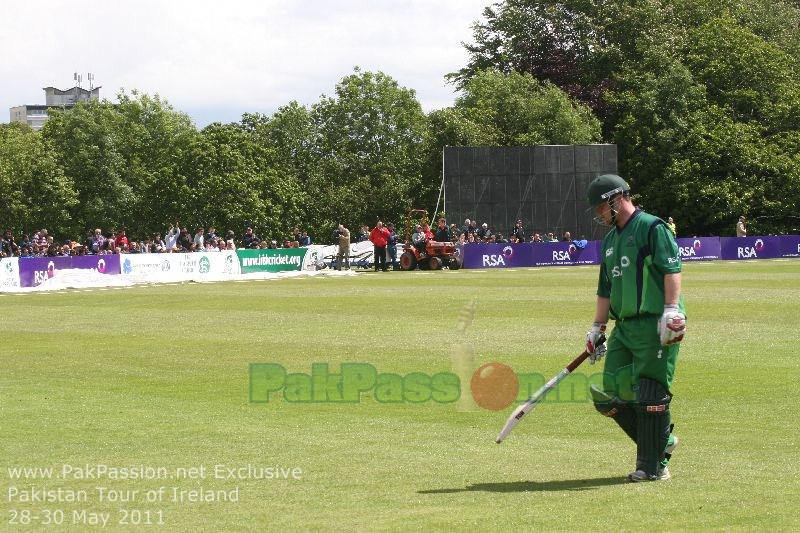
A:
[[597, 210, 683, 320]]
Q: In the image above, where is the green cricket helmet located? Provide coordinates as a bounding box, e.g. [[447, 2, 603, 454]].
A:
[[587, 174, 630, 207]]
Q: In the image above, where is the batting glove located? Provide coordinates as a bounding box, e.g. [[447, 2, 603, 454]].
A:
[[586, 322, 607, 364], [658, 305, 686, 345]]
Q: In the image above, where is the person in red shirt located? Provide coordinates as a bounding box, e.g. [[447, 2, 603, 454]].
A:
[[421, 223, 434, 241], [369, 221, 391, 272], [115, 230, 130, 252]]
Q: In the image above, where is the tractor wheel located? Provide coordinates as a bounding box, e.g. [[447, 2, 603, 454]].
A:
[[399, 251, 417, 271], [448, 256, 462, 270], [428, 257, 443, 270]]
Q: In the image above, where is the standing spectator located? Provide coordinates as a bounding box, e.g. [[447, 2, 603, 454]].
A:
[[115, 230, 130, 252], [386, 223, 399, 270], [449, 224, 460, 242], [460, 218, 472, 237], [242, 227, 260, 249], [562, 231, 572, 242], [1, 230, 19, 257], [177, 228, 193, 252], [736, 216, 747, 237], [34, 228, 49, 249], [335, 224, 350, 271], [477, 223, 491, 241], [299, 231, 312, 246], [152, 232, 166, 253], [511, 220, 526, 242], [356, 224, 370, 243], [667, 217, 677, 236], [434, 218, 452, 242], [225, 230, 237, 250], [193, 227, 205, 251], [531, 233, 543, 243], [165, 223, 180, 252], [495, 233, 507, 244], [205, 226, 218, 244], [369, 221, 390, 272], [467, 220, 478, 236]]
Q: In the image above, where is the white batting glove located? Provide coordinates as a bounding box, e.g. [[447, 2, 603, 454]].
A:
[[658, 305, 686, 345], [586, 322, 607, 364]]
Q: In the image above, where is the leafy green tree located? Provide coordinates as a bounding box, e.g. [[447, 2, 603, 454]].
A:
[[42, 100, 131, 236], [0, 123, 77, 237], [190, 120, 307, 243], [455, 0, 800, 235], [114, 91, 199, 235], [41, 92, 200, 238], [306, 68, 429, 236], [449, 0, 610, 112], [454, 69, 602, 145]]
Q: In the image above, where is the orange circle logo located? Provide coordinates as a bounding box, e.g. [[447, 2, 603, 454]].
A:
[[470, 362, 519, 411]]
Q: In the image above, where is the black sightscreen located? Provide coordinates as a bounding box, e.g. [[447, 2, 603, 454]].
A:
[[443, 145, 617, 240]]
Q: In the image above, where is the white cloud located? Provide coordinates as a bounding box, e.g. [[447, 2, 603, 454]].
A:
[[1, 0, 488, 127]]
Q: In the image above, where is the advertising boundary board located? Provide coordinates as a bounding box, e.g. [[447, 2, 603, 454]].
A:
[[120, 251, 240, 281], [237, 248, 307, 273], [461, 236, 799, 268], [17, 255, 121, 287]]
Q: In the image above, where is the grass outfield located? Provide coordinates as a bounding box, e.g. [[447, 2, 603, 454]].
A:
[[2, 260, 799, 531]]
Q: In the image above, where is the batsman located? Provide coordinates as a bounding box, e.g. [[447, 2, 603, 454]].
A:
[[584, 174, 686, 482]]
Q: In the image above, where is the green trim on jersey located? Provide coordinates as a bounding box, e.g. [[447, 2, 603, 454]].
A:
[[597, 210, 684, 320]]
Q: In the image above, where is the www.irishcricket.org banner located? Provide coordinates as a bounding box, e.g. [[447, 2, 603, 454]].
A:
[[237, 249, 306, 273]]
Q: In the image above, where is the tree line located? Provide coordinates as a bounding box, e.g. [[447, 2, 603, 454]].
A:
[[2, 0, 799, 242]]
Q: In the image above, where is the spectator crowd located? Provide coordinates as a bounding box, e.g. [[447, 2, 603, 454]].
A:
[[0, 217, 579, 259], [0, 223, 315, 258]]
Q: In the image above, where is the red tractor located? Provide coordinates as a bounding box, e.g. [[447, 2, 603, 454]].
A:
[[398, 209, 462, 271]]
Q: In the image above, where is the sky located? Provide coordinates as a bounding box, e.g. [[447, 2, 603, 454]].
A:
[[1, 0, 490, 128]]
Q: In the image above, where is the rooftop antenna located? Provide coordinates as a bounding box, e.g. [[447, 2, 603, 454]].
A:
[[88, 72, 94, 91], [74, 72, 83, 89]]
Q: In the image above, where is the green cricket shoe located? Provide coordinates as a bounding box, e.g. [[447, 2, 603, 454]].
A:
[[629, 435, 678, 482]]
